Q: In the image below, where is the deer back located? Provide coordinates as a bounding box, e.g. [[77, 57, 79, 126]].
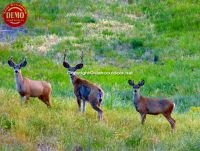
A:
[[143, 98, 174, 115], [18, 78, 51, 97], [73, 77, 103, 102]]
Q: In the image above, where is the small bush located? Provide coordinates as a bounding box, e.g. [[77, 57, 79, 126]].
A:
[[130, 38, 144, 49], [69, 16, 96, 23], [0, 113, 15, 130], [82, 16, 96, 23]]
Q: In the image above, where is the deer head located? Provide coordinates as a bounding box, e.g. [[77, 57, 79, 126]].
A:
[[128, 80, 145, 94], [63, 50, 84, 75], [8, 57, 27, 74]]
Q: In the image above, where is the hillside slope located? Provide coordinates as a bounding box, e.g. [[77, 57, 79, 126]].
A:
[[0, 0, 200, 150]]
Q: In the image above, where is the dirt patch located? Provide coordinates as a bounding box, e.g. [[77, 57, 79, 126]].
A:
[[37, 35, 61, 53], [83, 20, 135, 41], [25, 35, 78, 54]]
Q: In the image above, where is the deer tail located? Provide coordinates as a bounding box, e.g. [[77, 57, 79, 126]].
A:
[[173, 102, 176, 111], [98, 89, 103, 104]]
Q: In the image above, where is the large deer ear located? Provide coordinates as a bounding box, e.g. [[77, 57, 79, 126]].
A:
[[128, 80, 134, 86], [138, 80, 145, 86], [63, 61, 70, 68], [8, 57, 15, 67], [20, 58, 27, 68], [75, 63, 83, 69]]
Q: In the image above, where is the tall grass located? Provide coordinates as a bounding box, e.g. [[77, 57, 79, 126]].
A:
[[0, 89, 200, 150]]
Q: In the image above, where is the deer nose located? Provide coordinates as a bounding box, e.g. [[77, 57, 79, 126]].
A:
[[69, 71, 75, 75], [15, 70, 18, 73], [134, 90, 137, 92]]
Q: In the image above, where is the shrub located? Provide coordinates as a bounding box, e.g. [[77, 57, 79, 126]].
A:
[[0, 113, 15, 130], [130, 38, 144, 49]]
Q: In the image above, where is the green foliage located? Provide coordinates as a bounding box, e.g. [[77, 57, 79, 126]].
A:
[[69, 16, 96, 23], [130, 38, 144, 49], [0, 144, 25, 151], [125, 129, 143, 147], [174, 94, 200, 113], [0, 113, 15, 130]]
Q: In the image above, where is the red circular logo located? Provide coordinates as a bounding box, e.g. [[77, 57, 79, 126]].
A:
[[2, 3, 28, 28]]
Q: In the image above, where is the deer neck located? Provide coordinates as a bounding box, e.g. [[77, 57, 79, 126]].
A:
[[14, 71, 24, 92], [133, 91, 140, 105], [69, 73, 78, 84]]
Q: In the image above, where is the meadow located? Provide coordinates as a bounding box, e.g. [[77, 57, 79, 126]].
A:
[[0, 0, 200, 150]]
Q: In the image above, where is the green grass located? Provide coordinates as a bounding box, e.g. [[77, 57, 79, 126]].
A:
[[0, 89, 200, 150], [0, 0, 200, 150]]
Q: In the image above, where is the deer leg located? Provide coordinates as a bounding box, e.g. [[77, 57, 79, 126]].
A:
[[77, 98, 81, 112], [140, 113, 146, 125], [20, 97, 24, 105], [44, 101, 51, 108], [81, 100, 86, 113], [168, 113, 176, 123], [20, 96, 27, 105], [169, 116, 176, 129], [38, 95, 51, 108], [91, 102, 103, 121], [163, 114, 176, 129], [44, 96, 51, 108], [24, 96, 30, 104]]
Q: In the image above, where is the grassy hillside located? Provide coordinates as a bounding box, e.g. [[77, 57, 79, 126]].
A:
[[0, 89, 200, 150], [0, 0, 200, 150]]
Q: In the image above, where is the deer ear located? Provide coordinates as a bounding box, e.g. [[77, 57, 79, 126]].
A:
[[63, 61, 70, 68], [20, 58, 27, 68], [8, 59, 15, 67], [128, 80, 134, 86], [75, 63, 83, 69], [139, 80, 145, 86]]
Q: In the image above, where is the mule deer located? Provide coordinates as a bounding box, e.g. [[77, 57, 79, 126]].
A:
[[128, 80, 176, 129], [8, 57, 52, 107], [63, 50, 104, 120]]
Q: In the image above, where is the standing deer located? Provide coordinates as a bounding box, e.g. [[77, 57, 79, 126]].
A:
[[63, 50, 104, 120], [128, 80, 176, 129], [8, 57, 52, 107]]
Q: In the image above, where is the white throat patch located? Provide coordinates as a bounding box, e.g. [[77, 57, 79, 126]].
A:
[[68, 71, 75, 84]]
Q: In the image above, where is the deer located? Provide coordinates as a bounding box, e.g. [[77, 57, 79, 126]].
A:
[[8, 57, 52, 107], [128, 79, 176, 129], [63, 50, 104, 120]]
